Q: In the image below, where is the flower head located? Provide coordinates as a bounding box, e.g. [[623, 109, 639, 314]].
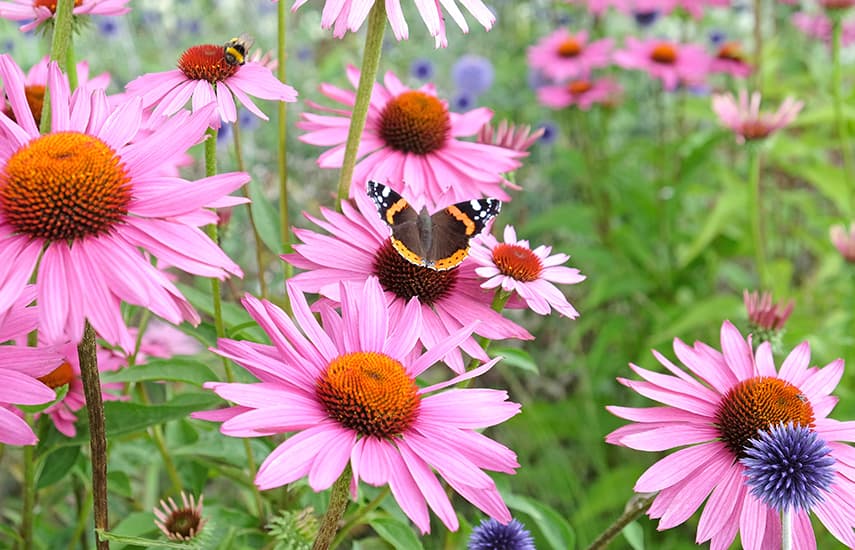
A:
[[468, 518, 536, 550], [527, 29, 613, 82], [298, 66, 522, 209], [710, 41, 752, 78], [712, 90, 803, 143], [614, 37, 712, 91], [452, 55, 495, 96], [0, 55, 249, 351], [410, 58, 434, 81], [477, 120, 545, 154], [607, 321, 855, 549], [743, 290, 794, 338], [283, 194, 532, 373], [830, 222, 855, 262], [537, 78, 622, 110], [194, 278, 520, 534], [0, 0, 130, 32], [125, 41, 297, 129], [470, 225, 585, 317], [154, 492, 207, 542]]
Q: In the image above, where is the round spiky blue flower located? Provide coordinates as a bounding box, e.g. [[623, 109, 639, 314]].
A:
[[633, 10, 659, 27], [410, 58, 434, 81], [740, 422, 836, 512], [452, 55, 494, 96], [468, 518, 535, 550]]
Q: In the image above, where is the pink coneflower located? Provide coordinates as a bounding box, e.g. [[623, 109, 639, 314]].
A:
[[709, 41, 752, 78], [743, 290, 794, 333], [0, 55, 249, 351], [194, 277, 520, 533], [154, 492, 207, 542], [712, 90, 803, 143], [283, 193, 532, 373], [613, 37, 713, 91], [527, 29, 613, 82], [607, 321, 855, 549], [537, 78, 622, 110], [0, 0, 129, 32], [477, 120, 545, 153], [298, 66, 522, 209], [792, 11, 855, 45], [287, 0, 495, 48], [125, 41, 297, 129], [830, 222, 855, 262], [469, 225, 585, 317]]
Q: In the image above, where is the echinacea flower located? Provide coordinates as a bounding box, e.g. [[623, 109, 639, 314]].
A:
[[283, 194, 532, 373], [613, 37, 713, 91], [287, 0, 495, 48], [125, 41, 297, 129], [154, 492, 207, 542], [0, 0, 130, 32], [298, 66, 522, 209], [537, 78, 622, 110], [468, 518, 536, 550], [830, 222, 855, 262], [709, 41, 752, 78], [792, 11, 855, 45], [0, 55, 249, 351], [470, 225, 585, 317], [743, 290, 794, 333], [194, 277, 520, 533], [477, 120, 545, 154], [527, 29, 613, 82], [607, 321, 855, 549], [712, 90, 803, 143]]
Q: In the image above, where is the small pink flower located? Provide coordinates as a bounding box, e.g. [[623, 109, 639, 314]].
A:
[[125, 42, 297, 129], [154, 492, 207, 542], [712, 90, 803, 143], [194, 277, 520, 533], [709, 42, 752, 78], [299, 65, 522, 209], [830, 222, 855, 262], [614, 37, 713, 91], [792, 11, 855, 45], [743, 290, 794, 332], [477, 120, 545, 153], [0, 0, 129, 32], [527, 29, 613, 82], [537, 78, 622, 110], [470, 225, 585, 317]]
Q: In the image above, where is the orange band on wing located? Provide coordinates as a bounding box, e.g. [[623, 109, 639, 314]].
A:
[[391, 237, 426, 267], [445, 205, 477, 235], [432, 248, 469, 270], [385, 198, 410, 226]]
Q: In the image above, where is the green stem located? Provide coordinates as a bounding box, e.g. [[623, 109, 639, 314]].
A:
[[831, 15, 855, 218], [232, 120, 270, 299], [135, 384, 183, 494], [747, 144, 768, 287], [66, 39, 77, 90], [277, 0, 292, 266], [78, 323, 110, 550], [67, 481, 92, 550], [656, 86, 674, 285], [39, 0, 74, 133], [19, 416, 35, 550], [585, 493, 656, 550], [463, 290, 512, 373], [331, 487, 390, 548], [782, 508, 793, 550], [312, 467, 353, 550], [753, 0, 763, 93], [335, 2, 386, 205]]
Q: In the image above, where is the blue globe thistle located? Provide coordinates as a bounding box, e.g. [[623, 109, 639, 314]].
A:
[[452, 55, 494, 96], [468, 518, 535, 550], [451, 90, 476, 112], [538, 121, 558, 145], [95, 17, 118, 37], [709, 30, 728, 45], [410, 58, 435, 81], [740, 422, 836, 512], [526, 68, 548, 90], [633, 10, 659, 27]]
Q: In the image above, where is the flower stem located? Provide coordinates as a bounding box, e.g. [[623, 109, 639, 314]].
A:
[[39, 0, 75, 133], [19, 416, 35, 550], [585, 492, 656, 550], [232, 120, 270, 299], [331, 487, 391, 548], [752, 0, 763, 93], [277, 0, 292, 266], [464, 289, 512, 373], [78, 323, 110, 550], [782, 508, 793, 550], [335, 2, 386, 205], [747, 144, 768, 287], [312, 466, 353, 550], [134, 384, 183, 495], [831, 14, 855, 217]]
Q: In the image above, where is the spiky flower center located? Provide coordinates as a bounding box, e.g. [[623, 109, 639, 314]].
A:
[[492, 243, 543, 282], [716, 42, 745, 63], [33, 0, 82, 13], [378, 90, 451, 155], [715, 377, 814, 459], [0, 131, 132, 241], [316, 351, 420, 438], [37, 361, 74, 389], [3, 85, 46, 127], [178, 44, 239, 83], [566, 80, 593, 95], [556, 37, 583, 58], [739, 119, 775, 141], [373, 240, 458, 306], [650, 43, 678, 64], [164, 509, 203, 540]]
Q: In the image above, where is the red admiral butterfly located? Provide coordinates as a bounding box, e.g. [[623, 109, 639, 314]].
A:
[[367, 181, 501, 271]]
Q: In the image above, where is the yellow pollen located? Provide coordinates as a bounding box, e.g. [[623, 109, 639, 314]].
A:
[[715, 376, 814, 458], [492, 243, 543, 282], [33, 0, 82, 13], [37, 361, 74, 389], [316, 351, 420, 438], [0, 131, 132, 241], [556, 37, 583, 57], [566, 80, 593, 95], [650, 43, 678, 64], [378, 90, 451, 155]]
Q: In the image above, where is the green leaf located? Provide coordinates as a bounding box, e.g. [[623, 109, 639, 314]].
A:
[[676, 179, 745, 268], [246, 177, 283, 254], [95, 529, 191, 549], [369, 517, 424, 550], [773, 159, 849, 213], [506, 494, 576, 550], [37, 445, 80, 489], [623, 521, 645, 550], [100, 358, 218, 387], [491, 347, 538, 374]]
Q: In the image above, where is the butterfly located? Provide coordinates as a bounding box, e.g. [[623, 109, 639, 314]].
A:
[[367, 181, 501, 271]]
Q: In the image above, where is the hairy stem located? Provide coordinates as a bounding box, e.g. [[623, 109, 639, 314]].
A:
[[313, 467, 353, 550]]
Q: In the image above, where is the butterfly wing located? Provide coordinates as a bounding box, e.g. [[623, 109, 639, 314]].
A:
[[426, 198, 501, 270], [367, 181, 429, 267]]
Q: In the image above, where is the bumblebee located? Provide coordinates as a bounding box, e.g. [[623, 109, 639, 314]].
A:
[[223, 33, 254, 66]]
